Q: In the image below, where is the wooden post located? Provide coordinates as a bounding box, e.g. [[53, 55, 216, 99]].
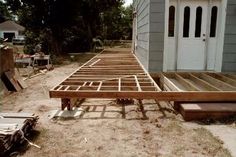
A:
[[0, 48, 14, 76], [61, 98, 71, 110], [61, 98, 78, 110]]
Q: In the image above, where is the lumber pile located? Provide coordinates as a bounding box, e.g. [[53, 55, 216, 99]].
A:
[[0, 47, 27, 95], [0, 48, 14, 76], [0, 113, 38, 155]]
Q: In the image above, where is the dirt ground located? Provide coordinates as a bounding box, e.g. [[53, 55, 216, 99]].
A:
[[1, 53, 235, 157]]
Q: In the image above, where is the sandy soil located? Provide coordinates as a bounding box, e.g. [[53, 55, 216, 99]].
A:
[[0, 58, 233, 157]]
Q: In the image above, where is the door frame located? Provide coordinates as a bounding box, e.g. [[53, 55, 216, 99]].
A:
[[163, 0, 227, 72]]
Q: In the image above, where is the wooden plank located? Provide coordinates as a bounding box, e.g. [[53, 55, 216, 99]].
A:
[[207, 73, 236, 87], [134, 75, 141, 91], [76, 86, 81, 91], [14, 69, 27, 89], [89, 59, 101, 67], [0, 48, 14, 76], [64, 86, 70, 91], [162, 74, 182, 91], [50, 50, 236, 103], [0, 113, 36, 118], [189, 73, 221, 91], [223, 74, 236, 80], [97, 82, 102, 91], [174, 73, 200, 91], [61, 81, 153, 86], [199, 73, 236, 91], [3, 71, 21, 91], [50, 90, 236, 101], [180, 103, 236, 121], [118, 78, 121, 91], [0, 79, 10, 95]]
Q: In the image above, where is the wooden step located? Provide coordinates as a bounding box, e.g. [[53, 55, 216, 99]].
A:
[[180, 103, 236, 121]]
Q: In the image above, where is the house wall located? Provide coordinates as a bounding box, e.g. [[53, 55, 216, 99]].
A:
[[133, 0, 150, 70], [222, 0, 236, 72], [148, 0, 165, 72], [133, 0, 165, 72], [0, 31, 18, 38]]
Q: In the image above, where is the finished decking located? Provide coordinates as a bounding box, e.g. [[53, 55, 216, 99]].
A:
[[49, 49, 236, 110]]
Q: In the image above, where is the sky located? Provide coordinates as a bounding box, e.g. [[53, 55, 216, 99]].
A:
[[124, 0, 133, 7]]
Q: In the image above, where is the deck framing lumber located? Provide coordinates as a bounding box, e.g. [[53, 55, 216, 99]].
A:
[[207, 73, 236, 87], [49, 49, 236, 109], [188, 73, 221, 91], [50, 90, 236, 101], [197, 73, 236, 91], [174, 73, 200, 91]]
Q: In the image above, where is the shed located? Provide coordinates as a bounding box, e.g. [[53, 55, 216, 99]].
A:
[[0, 20, 25, 42], [133, 0, 236, 72]]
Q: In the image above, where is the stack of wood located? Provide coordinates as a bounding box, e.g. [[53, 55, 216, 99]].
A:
[[0, 113, 38, 155], [0, 47, 27, 94]]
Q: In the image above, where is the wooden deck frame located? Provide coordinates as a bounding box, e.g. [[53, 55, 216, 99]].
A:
[[49, 49, 236, 110]]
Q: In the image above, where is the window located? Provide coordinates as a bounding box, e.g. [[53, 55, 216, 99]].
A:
[[168, 6, 175, 37], [183, 6, 190, 37], [195, 7, 202, 37], [210, 6, 218, 37]]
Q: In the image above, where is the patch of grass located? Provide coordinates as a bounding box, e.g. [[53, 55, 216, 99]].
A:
[[193, 128, 232, 157], [71, 53, 96, 63], [51, 55, 70, 65], [52, 53, 96, 66]]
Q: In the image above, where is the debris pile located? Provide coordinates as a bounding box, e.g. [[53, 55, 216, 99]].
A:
[[0, 113, 38, 155]]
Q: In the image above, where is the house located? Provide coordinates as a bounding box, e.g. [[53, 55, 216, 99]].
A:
[[0, 20, 25, 42], [132, 0, 236, 72]]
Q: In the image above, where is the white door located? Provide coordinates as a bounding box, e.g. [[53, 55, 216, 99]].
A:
[[177, 0, 208, 70], [166, 0, 224, 71]]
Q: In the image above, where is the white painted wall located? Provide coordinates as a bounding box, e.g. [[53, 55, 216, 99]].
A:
[[0, 30, 18, 38]]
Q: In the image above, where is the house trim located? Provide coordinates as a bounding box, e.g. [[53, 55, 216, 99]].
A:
[[215, 0, 227, 72]]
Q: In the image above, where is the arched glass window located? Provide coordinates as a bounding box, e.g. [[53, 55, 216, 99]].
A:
[[168, 6, 175, 37], [195, 7, 202, 37], [210, 6, 218, 37], [183, 6, 190, 37]]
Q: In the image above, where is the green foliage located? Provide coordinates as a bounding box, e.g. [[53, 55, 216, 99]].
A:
[[0, 1, 12, 23], [102, 4, 133, 40], [5, 0, 133, 54]]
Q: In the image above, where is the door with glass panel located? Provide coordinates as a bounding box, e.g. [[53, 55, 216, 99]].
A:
[[168, 0, 220, 70]]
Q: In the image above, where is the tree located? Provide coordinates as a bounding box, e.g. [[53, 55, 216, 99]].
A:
[[121, 5, 133, 40], [6, 0, 84, 54], [0, 1, 12, 23], [102, 3, 133, 40], [5, 0, 131, 54]]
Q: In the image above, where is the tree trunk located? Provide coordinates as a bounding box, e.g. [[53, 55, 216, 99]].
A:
[[86, 23, 93, 51]]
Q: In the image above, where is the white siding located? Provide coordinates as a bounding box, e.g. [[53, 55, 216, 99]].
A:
[[222, 0, 236, 72], [134, 0, 165, 72], [134, 0, 150, 70]]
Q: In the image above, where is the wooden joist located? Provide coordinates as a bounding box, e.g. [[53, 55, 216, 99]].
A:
[[50, 91, 236, 101], [50, 49, 160, 110], [49, 49, 236, 110]]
